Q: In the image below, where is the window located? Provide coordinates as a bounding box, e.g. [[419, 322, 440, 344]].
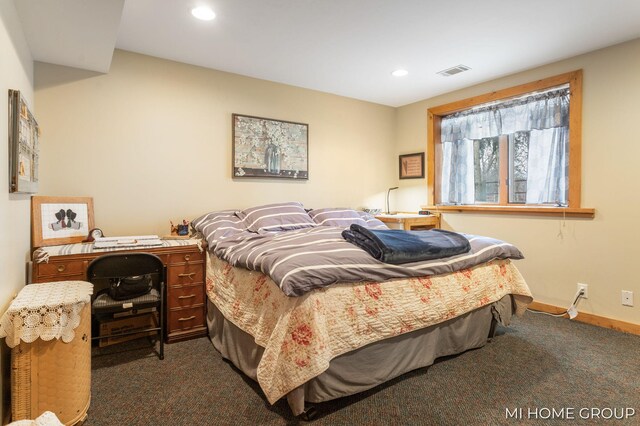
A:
[[427, 70, 593, 217]]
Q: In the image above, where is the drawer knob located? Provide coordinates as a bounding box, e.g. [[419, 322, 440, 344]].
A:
[[57, 265, 66, 272], [184, 254, 190, 261], [178, 272, 196, 280], [178, 294, 196, 299], [178, 315, 196, 322]]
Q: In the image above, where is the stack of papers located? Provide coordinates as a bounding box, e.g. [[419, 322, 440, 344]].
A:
[[93, 235, 163, 249]]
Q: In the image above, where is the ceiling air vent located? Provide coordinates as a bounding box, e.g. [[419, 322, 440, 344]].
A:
[[437, 64, 471, 77]]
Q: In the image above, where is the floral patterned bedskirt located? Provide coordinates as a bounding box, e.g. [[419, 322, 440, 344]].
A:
[[206, 252, 533, 404]]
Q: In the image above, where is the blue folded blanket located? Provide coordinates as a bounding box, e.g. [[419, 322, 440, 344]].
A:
[[342, 224, 471, 265]]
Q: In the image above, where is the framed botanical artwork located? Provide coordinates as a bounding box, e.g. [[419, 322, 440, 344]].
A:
[[399, 152, 425, 179], [8, 90, 40, 193], [31, 196, 95, 247], [232, 113, 309, 179]]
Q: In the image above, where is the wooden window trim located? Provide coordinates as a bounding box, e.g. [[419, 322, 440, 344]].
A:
[[421, 205, 594, 218], [426, 70, 593, 218]]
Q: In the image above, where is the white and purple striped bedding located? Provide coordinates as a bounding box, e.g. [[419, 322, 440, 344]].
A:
[[193, 207, 524, 296], [212, 226, 524, 296], [308, 208, 368, 227], [357, 211, 388, 229], [236, 202, 316, 233], [191, 210, 246, 246]]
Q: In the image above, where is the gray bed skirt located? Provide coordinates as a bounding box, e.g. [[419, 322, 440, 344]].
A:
[[207, 295, 515, 416]]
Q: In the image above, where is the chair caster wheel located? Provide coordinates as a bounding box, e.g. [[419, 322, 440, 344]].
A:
[[301, 405, 317, 421]]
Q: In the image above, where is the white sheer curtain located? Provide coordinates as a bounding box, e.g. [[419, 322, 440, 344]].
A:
[[526, 127, 568, 204], [441, 139, 475, 204], [440, 88, 569, 205]]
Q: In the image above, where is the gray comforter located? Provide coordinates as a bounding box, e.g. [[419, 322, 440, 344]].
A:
[[213, 226, 524, 296]]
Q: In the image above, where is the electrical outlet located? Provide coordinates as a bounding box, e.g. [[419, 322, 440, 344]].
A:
[[577, 283, 588, 299], [621, 290, 634, 307]]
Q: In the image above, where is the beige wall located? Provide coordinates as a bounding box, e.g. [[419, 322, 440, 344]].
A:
[[33, 41, 640, 327], [0, 0, 34, 419], [396, 38, 640, 325], [35, 50, 396, 237]]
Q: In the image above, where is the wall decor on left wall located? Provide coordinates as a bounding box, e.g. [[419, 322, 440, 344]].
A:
[[31, 196, 95, 248], [8, 90, 40, 193]]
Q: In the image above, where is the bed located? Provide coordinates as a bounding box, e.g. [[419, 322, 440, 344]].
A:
[[193, 203, 533, 417]]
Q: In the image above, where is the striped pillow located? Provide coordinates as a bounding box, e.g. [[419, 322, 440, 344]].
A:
[[191, 210, 247, 248], [308, 208, 368, 228], [357, 211, 389, 229], [236, 202, 316, 233]]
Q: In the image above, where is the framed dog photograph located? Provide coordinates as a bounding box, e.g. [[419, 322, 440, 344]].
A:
[[31, 196, 95, 247]]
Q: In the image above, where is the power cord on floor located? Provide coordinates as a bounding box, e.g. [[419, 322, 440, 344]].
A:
[[526, 309, 567, 318], [527, 288, 585, 318]]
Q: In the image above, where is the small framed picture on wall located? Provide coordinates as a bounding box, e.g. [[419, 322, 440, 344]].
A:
[[399, 152, 425, 179], [31, 196, 95, 247]]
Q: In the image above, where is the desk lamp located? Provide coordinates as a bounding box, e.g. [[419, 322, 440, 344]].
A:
[[386, 187, 398, 214]]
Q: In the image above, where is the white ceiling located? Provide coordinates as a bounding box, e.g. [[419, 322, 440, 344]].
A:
[[14, 0, 124, 73], [15, 0, 640, 107]]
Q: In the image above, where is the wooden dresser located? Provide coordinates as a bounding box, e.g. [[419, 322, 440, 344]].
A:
[[32, 241, 207, 343]]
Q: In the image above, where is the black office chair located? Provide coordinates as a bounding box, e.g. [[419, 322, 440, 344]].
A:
[[87, 253, 165, 360]]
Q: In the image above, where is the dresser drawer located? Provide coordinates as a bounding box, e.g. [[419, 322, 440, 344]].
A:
[[168, 306, 205, 332], [167, 263, 204, 285], [168, 250, 204, 265], [35, 260, 86, 279], [168, 285, 205, 309]]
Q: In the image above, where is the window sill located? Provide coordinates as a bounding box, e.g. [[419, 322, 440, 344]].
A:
[[421, 205, 595, 218]]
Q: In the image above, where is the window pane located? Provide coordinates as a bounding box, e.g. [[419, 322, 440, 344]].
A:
[[473, 137, 499, 203], [508, 131, 529, 203]]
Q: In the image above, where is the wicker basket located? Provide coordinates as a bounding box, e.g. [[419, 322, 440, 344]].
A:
[[11, 304, 91, 425]]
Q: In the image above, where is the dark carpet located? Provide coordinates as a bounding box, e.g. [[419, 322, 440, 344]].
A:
[[86, 313, 639, 425]]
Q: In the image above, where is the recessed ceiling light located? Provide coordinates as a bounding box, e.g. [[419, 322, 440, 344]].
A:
[[391, 69, 408, 77], [191, 6, 216, 21]]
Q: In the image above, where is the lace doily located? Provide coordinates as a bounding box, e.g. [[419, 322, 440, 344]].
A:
[[7, 411, 63, 426], [0, 281, 93, 348]]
